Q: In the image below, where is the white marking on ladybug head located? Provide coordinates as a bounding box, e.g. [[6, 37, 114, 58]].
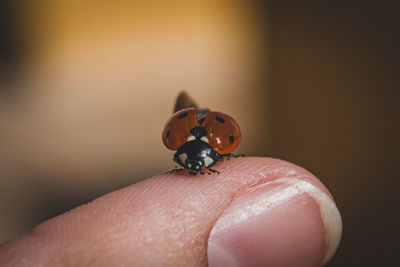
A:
[[200, 136, 209, 143], [204, 156, 214, 167], [187, 135, 196, 141], [187, 163, 192, 168], [178, 153, 188, 164], [195, 165, 200, 170]]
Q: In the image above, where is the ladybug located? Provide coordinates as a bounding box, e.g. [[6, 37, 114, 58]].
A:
[[162, 93, 242, 175]]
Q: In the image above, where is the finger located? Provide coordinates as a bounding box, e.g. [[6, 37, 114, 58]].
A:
[[0, 157, 342, 267]]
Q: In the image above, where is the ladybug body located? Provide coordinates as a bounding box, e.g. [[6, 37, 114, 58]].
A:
[[163, 105, 241, 175]]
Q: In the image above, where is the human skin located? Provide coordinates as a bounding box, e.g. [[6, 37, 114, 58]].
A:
[[0, 157, 342, 267]]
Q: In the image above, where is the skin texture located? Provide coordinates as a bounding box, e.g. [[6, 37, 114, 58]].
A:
[[0, 157, 342, 267]]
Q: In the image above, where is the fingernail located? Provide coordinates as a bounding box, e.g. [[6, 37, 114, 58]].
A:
[[207, 178, 342, 267]]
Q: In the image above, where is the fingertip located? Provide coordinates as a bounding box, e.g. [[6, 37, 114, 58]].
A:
[[157, 157, 342, 266], [0, 157, 342, 267]]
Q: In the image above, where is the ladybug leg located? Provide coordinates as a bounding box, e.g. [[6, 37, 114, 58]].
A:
[[221, 153, 244, 159], [217, 154, 230, 161], [220, 153, 232, 161], [207, 168, 220, 174]]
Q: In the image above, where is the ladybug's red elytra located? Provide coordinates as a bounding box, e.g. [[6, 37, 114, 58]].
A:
[[162, 93, 242, 175]]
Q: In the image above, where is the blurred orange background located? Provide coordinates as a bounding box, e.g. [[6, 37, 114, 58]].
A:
[[0, 1, 398, 266]]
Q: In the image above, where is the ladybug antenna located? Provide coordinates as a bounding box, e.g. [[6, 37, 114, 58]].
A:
[[174, 91, 199, 113]]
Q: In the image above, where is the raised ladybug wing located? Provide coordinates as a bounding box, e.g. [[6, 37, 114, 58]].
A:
[[173, 91, 199, 113], [201, 111, 241, 154], [162, 108, 198, 150]]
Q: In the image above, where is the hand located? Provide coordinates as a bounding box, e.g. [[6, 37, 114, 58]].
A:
[[0, 157, 342, 266]]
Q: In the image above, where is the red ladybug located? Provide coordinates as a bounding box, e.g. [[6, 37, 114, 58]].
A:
[[162, 94, 241, 175]]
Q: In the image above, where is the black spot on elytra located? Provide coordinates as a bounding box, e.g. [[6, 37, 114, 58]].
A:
[[215, 115, 225, 123], [229, 135, 234, 143], [166, 130, 170, 138], [177, 112, 188, 119]]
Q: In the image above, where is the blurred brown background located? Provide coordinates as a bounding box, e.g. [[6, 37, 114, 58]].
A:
[[0, 1, 398, 266]]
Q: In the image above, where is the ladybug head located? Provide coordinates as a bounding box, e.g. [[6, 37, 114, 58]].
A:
[[185, 158, 204, 175]]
